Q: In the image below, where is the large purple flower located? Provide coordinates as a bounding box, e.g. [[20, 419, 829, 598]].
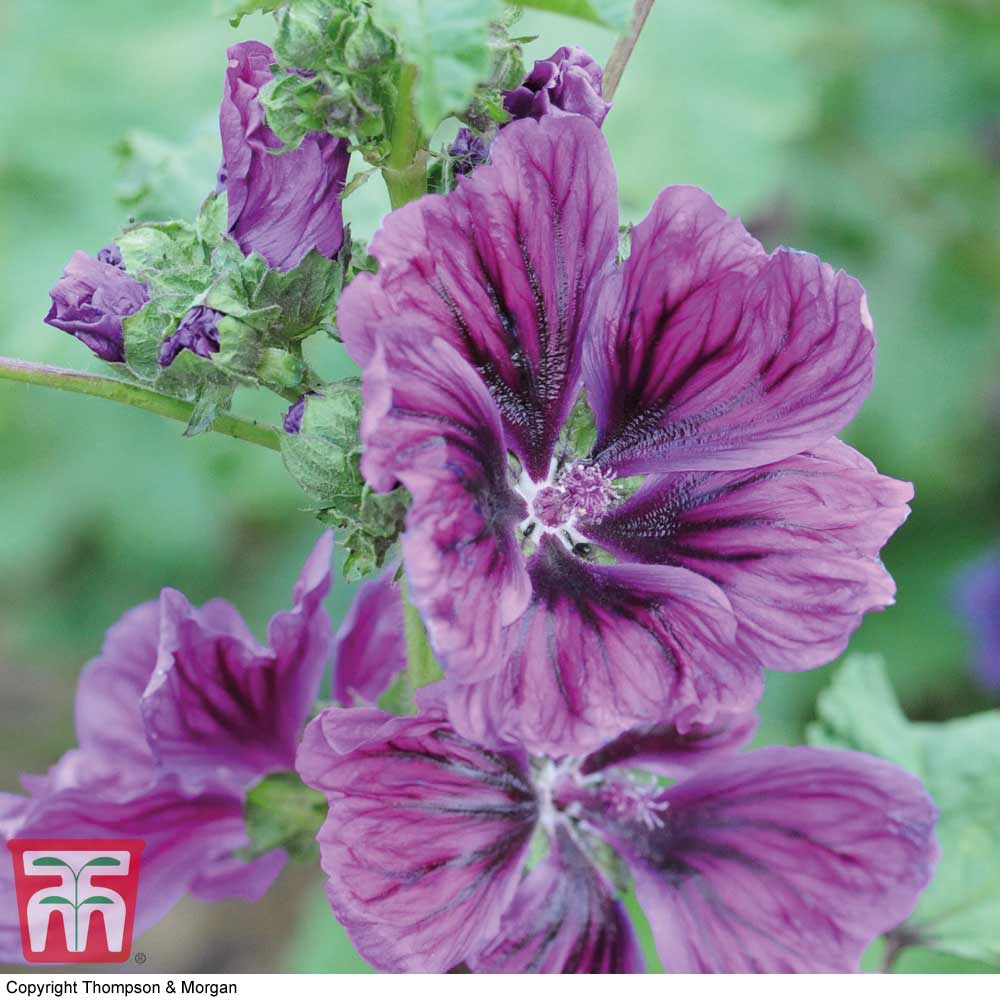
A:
[[298, 690, 938, 974], [221, 41, 350, 271], [44, 250, 149, 362], [338, 115, 912, 754], [955, 547, 1000, 691], [0, 533, 334, 961]]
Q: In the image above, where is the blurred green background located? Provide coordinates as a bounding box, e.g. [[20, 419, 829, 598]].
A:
[[1, 0, 998, 974]]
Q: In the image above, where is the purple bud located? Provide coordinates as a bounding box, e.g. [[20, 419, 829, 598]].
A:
[[283, 392, 309, 434], [45, 251, 149, 363], [448, 128, 490, 176], [97, 244, 126, 270], [159, 306, 223, 367], [502, 46, 611, 128], [220, 41, 350, 271]]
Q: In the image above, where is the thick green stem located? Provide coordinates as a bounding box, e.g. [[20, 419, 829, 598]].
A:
[[0, 356, 281, 451], [603, 0, 656, 101], [383, 63, 428, 209]]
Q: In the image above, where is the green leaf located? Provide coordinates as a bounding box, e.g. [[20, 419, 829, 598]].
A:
[[379, 580, 445, 714], [32, 857, 70, 868], [80, 896, 114, 906], [205, 249, 345, 343], [375, 0, 503, 135], [184, 381, 235, 438], [80, 857, 121, 868], [511, 0, 631, 30], [242, 770, 328, 863], [218, 0, 281, 28], [808, 655, 1000, 967], [39, 896, 73, 906]]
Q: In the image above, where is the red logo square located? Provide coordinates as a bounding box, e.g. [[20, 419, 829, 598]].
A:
[[8, 838, 144, 963]]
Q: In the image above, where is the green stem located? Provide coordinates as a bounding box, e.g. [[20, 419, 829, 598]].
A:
[[0, 356, 281, 451], [383, 63, 428, 210], [603, 0, 656, 101]]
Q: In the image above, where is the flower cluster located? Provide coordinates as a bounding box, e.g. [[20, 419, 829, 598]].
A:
[[22, 25, 942, 975], [300, 573, 937, 973]]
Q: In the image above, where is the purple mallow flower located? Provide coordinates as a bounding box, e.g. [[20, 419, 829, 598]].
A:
[[298, 625, 938, 973], [0, 533, 334, 961], [339, 115, 913, 755], [503, 45, 611, 127], [955, 547, 1000, 691], [45, 250, 149, 362], [221, 41, 350, 271], [159, 305, 223, 367]]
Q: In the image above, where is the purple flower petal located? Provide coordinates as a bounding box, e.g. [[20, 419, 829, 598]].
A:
[[332, 564, 406, 706], [73, 601, 161, 787], [221, 41, 349, 271], [141, 532, 333, 790], [362, 328, 531, 683], [580, 708, 758, 780], [471, 825, 643, 973], [340, 115, 618, 479], [445, 535, 762, 756], [296, 706, 538, 972], [586, 439, 912, 670], [955, 548, 1000, 691], [45, 251, 149, 362], [587, 187, 874, 475], [591, 747, 938, 973]]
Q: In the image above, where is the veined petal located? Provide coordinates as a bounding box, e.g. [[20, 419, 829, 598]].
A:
[[588, 188, 874, 474], [340, 116, 619, 479], [580, 709, 757, 780], [362, 329, 530, 683], [445, 535, 761, 757], [591, 747, 938, 973], [297, 707, 538, 973], [141, 534, 333, 789], [586, 439, 912, 670], [471, 825, 643, 973], [332, 564, 406, 706], [73, 601, 161, 783]]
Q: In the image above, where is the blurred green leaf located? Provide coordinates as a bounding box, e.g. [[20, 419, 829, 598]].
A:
[[513, 0, 630, 30], [375, 0, 502, 134], [809, 656, 1000, 968]]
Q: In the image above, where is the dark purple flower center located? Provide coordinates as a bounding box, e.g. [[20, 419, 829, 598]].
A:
[[530, 464, 617, 530]]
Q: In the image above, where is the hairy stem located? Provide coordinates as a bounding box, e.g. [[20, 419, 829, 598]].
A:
[[383, 63, 428, 209], [0, 356, 281, 451], [603, 0, 656, 101]]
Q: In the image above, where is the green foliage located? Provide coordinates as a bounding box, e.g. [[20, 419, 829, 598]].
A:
[[242, 770, 328, 863], [512, 0, 631, 30], [259, 0, 399, 153], [809, 656, 1000, 968], [375, 0, 503, 135], [280, 383, 409, 578]]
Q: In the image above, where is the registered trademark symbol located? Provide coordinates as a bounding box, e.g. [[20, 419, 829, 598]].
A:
[[134, 951, 147, 964]]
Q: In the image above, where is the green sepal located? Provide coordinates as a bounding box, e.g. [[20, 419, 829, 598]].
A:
[[184, 380, 236, 438], [809, 655, 1000, 968], [241, 770, 328, 864], [205, 249, 346, 344]]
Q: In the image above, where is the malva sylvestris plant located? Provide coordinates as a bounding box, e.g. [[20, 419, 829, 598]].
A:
[[4, 0, 983, 974]]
